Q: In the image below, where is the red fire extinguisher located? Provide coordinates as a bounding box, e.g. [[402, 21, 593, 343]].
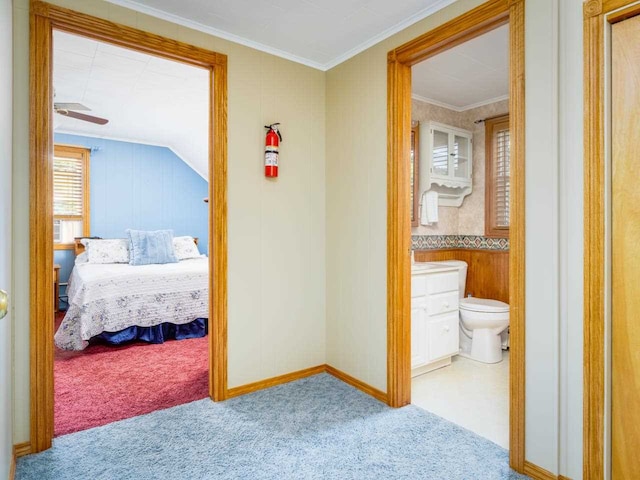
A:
[[264, 123, 282, 178]]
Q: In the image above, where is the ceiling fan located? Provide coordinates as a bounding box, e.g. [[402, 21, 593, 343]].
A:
[[54, 102, 109, 125]]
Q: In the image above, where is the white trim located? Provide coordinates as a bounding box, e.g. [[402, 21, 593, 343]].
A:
[[102, 0, 326, 70], [411, 93, 510, 112], [102, 0, 457, 72], [322, 0, 458, 70], [54, 129, 208, 181]]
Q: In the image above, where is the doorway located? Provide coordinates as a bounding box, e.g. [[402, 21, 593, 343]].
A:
[[386, 0, 525, 471], [51, 29, 212, 436], [584, 1, 640, 478], [30, 1, 227, 452]]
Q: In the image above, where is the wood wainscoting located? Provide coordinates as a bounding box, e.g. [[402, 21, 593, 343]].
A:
[[413, 249, 509, 303]]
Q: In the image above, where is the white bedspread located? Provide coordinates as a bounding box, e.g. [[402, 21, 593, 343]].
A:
[[55, 257, 209, 350]]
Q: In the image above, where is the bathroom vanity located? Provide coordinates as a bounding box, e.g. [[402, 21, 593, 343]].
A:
[[411, 262, 460, 377]]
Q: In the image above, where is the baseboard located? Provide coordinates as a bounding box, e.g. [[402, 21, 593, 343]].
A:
[[9, 451, 15, 480], [10, 442, 31, 480], [325, 365, 388, 404], [225, 364, 389, 406], [13, 442, 31, 458], [226, 365, 326, 399], [523, 461, 571, 480]]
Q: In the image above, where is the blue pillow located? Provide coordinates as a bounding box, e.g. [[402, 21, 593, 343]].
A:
[[127, 229, 178, 266]]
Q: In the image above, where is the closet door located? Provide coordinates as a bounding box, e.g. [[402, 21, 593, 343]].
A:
[[611, 13, 640, 479]]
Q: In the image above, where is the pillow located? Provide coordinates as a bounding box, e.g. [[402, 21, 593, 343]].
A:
[[173, 236, 201, 260], [75, 252, 89, 265], [127, 229, 178, 266], [84, 239, 130, 264]]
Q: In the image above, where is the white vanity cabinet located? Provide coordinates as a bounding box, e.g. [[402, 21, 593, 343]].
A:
[[411, 264, 460, 377]]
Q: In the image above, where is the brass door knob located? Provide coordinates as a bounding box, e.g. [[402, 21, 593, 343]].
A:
[[0, 289, 7, 320]]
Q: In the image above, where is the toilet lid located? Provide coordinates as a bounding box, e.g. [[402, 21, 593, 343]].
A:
[[460, 297, 509, 313]]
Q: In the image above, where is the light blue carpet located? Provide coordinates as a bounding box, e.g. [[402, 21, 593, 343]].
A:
[[17, 374, 528, 479]]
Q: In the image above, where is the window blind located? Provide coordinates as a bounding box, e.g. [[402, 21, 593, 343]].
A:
[[53, 156, 84, 217], [493, 127, 510, 228]]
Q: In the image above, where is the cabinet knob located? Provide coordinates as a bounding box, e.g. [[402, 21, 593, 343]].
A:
[[443, 302, 449, 309], [444, 326, 450, 333]]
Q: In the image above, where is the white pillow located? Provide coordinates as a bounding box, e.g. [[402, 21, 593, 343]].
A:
[[84, 239, 130, 264], [173, 236, 201, 260], [75, 252, 89, 265]]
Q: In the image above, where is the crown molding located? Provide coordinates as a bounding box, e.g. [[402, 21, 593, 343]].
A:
[[411, 93, 510, 112], [103, 0, 457, 72], [322, 0, 458, 70], [103, 0, 326, 70]]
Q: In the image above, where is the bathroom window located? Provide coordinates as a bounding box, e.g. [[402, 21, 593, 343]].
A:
[[53, 144, 90, 249], [485, 115, 510, 237]]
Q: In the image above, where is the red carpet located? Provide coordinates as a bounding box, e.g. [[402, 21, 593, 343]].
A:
[[54, 313, 209, 437]]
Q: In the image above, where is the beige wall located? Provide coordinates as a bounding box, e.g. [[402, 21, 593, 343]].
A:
[[326, 0, 577, 476], [1, 0, 13, 477], [11, 0, 584, 476], [411, 98, 509, 236], [325, 0, 486, 394], [12, 0, 326, 442]]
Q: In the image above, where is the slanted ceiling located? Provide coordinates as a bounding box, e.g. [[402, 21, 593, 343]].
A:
[[53, 30, 210, 178]]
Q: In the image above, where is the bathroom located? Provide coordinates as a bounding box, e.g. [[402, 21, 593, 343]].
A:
[[409, 25, 511, 448]]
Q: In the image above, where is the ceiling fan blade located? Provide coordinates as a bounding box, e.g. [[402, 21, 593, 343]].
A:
[[53, 102, 91, 111], [56, 109, 109, 125]]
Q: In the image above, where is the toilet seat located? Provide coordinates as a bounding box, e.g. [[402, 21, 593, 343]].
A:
[[460, 297, 509, 313]]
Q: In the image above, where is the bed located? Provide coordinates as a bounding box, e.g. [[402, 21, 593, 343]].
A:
[[54, 236, 209, 351]]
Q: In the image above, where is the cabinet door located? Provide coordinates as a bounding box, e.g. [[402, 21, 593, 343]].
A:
[[427, 313, 459, 362], [411, 300, 428, 369], [453, 134, 471, 179], [431, 128, 450, 177]]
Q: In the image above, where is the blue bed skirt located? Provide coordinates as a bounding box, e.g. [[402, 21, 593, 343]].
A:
[[90, 318, 208, 346]]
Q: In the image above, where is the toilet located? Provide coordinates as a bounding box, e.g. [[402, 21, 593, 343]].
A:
[[431, 260, 509, 364]]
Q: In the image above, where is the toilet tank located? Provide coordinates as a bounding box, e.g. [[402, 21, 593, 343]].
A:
[[429, 260, 468, 298]]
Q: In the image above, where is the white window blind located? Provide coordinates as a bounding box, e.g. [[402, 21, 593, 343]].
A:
[[493, 127, 510, 228], [53, 156, 85, 216], [53, 146, 89, 246]]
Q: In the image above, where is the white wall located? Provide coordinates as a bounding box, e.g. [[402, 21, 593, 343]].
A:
[[558, 0, 584, 477], [524, 0, 560, 472], [12, 0, 326, 443], [1, 0, 13, 476], [326, 0, 583, 476]]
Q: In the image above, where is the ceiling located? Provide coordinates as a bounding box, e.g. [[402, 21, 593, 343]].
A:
[[411, 25, 509, 111], [53, 30, 209, 178], [105, 0, 457, 70]]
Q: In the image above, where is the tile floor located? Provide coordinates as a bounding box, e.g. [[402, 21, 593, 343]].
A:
[[411, 351, 509, 448]]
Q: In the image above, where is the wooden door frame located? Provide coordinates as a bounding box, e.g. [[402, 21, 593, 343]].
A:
[[386, 0, 526, 471], [29, 0, 228, 452], [584, 1, 640, 478]]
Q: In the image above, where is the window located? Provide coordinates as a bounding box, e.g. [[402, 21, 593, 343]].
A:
[[53, 145, 90, 249], [485, 115, 510, 237], [411, 123, 420, 227]]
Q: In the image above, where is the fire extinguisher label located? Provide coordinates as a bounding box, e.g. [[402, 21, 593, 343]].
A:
[[265, 152, 278, 166]]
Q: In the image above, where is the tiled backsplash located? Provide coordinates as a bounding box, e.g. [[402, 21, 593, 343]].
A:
[[412, 235, 509, 251]]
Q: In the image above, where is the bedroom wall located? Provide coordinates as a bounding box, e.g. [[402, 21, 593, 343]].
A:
[[12, 0, 326, 443], [0, 0, 13, 477], [325, 0, 583, 476], [53, 133, 209, 291]]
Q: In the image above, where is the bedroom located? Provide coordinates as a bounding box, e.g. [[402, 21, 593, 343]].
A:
[[51, 30, 211, 436]]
